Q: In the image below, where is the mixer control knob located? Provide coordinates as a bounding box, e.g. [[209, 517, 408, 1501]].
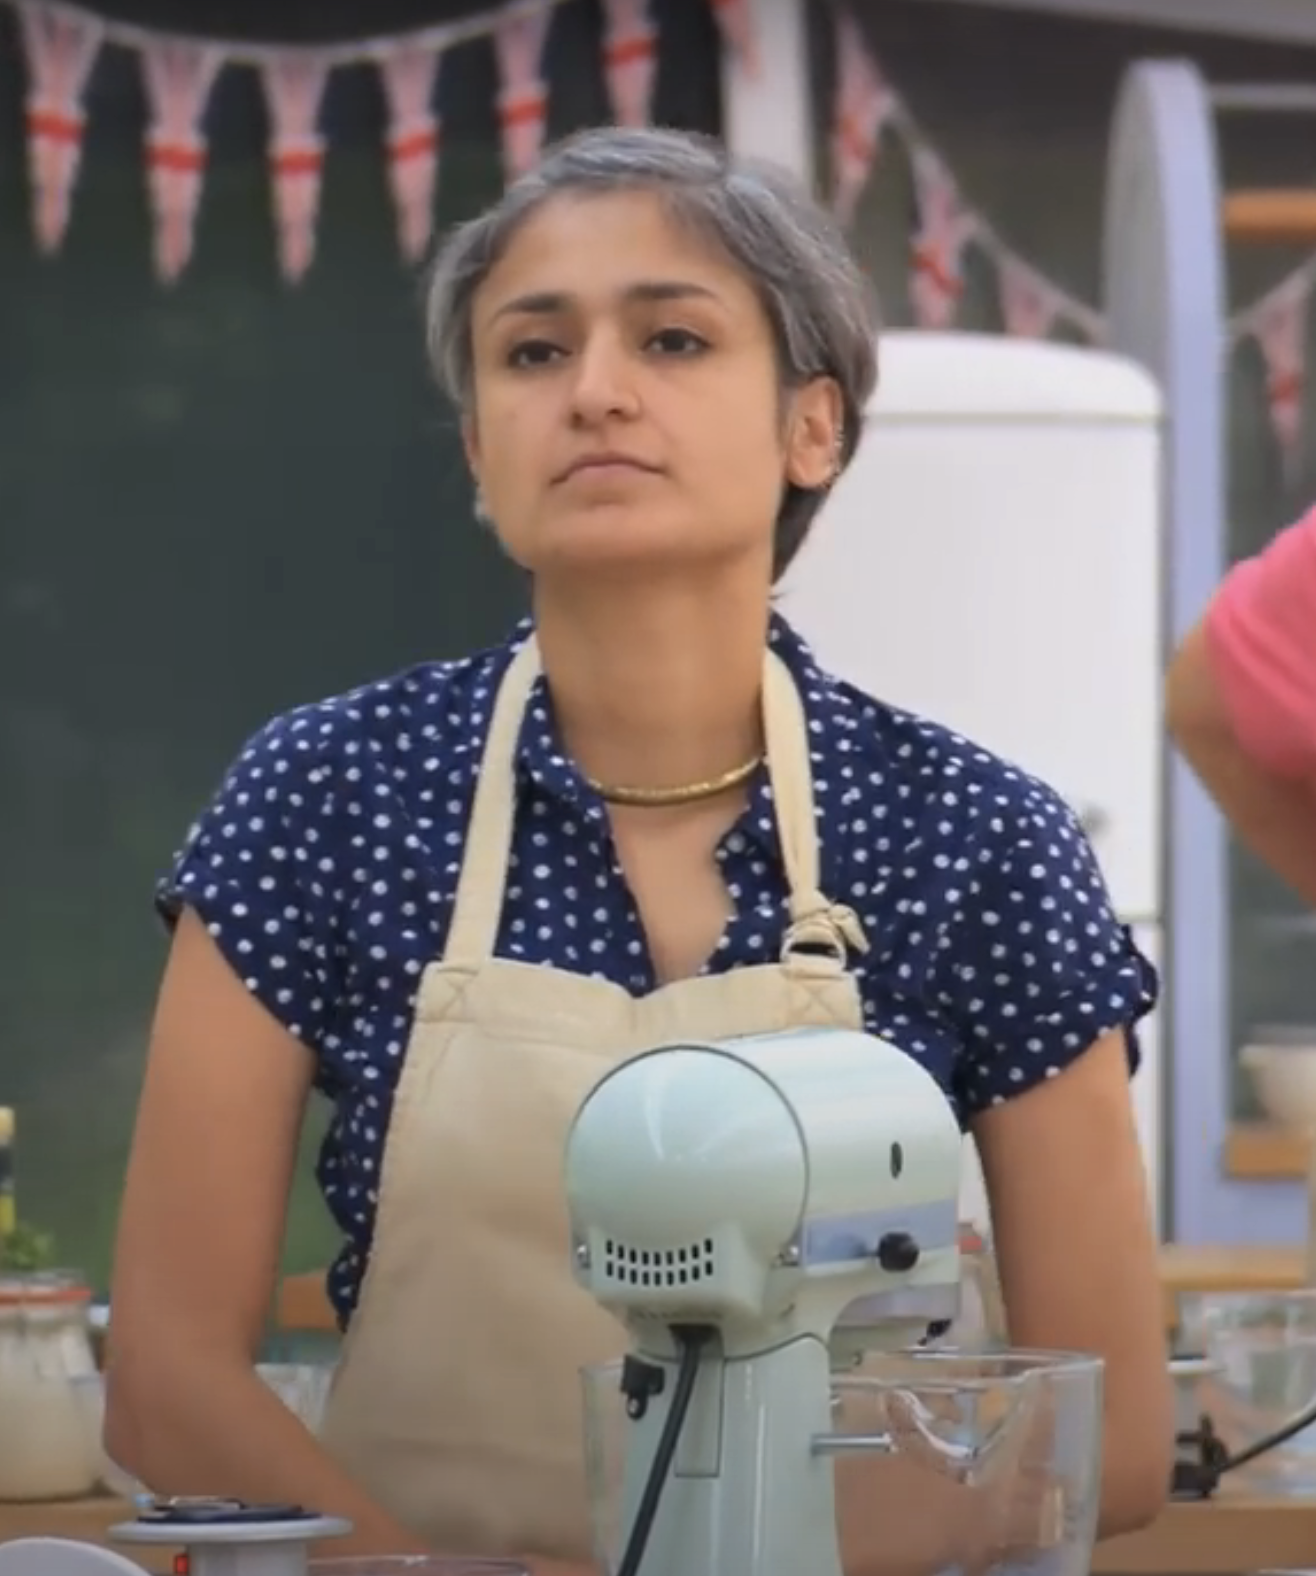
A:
[[876, 1231, 920, 1273]]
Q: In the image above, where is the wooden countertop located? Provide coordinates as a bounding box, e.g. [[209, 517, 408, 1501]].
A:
[[0, 1497, 169, 1571], [0, 1495, 129, 1539], [5, 1486, 1316, 1574], [1093, 1483, 1316, 1573]]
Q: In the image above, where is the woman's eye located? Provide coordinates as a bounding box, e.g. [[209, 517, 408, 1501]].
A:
[[648, 327, 708, 356], [506, 339, 563, 368]]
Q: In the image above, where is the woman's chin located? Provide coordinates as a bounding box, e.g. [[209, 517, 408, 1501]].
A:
[[528, 514, 723, 573]]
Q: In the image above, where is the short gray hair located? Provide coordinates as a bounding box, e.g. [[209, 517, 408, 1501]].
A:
[[425, 126, 879, 579]]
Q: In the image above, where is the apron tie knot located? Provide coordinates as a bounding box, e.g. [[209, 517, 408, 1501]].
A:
[[782, 889, 870, 962]]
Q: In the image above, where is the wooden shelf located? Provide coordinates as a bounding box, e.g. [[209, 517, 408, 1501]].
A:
[[275, 1268, 336, 1333], [1159, 1241, 1305, 1300], [1223, 187, 1316, 242], [1224, 1121, 1310, 1179]]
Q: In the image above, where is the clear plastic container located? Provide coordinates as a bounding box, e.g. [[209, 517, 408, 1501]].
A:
[[0, 1270, 101, 1501], [1189, 1289, 1316, 1495], [583, 1346, 1103, 1576], [258, 1359, 336, 1431]]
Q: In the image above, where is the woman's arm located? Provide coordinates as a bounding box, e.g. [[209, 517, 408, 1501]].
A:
[[933, 781, 1171, 1539], [111, 700, 596, 1575], [1166, 509, 1316, 903], [105, 908, 428, 1558], [972, 1031, 1172, 1538], [1167, 625, 1316, 905]]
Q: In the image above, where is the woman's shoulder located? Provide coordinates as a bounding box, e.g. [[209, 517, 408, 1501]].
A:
[[153, 631, 529, 1049], [158, 631, 526, 897], [776, 616, 1067, 815], [797, 665, 1075, 851], [798, 663, 1157, 1108], [233, 636, 524, 783]]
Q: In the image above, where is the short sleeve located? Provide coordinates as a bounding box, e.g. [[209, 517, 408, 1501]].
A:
[[932, 779, 1159, 1116], [1205, 507, 1316, 777], [156, 711, 344, 1051]]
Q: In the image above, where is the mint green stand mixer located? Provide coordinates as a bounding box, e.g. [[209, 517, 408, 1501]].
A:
[[567, 1021, 1103, 1576]]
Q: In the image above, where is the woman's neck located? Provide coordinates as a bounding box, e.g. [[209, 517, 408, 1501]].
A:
[[532, 573, 772, 793]]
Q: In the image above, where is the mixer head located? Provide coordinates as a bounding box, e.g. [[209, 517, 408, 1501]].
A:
[[565, 1026, 964, 1358]]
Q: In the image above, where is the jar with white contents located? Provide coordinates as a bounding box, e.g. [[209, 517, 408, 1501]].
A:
[[0, 1269, 100, 1501]]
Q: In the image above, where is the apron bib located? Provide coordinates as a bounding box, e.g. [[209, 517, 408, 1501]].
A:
[[319, 636, 868, 1559]]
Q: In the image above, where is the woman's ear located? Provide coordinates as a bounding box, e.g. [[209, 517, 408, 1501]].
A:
[[784, 377, 845, 491]]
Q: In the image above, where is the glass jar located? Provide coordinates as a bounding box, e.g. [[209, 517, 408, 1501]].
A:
[[0, 1270, 101, 1501]]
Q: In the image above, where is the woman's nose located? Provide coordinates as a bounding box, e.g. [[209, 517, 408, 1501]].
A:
[[568, 334, 640, 425]]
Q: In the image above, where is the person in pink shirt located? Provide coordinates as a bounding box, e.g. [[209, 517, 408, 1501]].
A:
[[1166, 505, 1316, 903]]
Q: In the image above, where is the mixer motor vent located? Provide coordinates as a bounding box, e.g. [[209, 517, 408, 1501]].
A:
[[604, 1237, 715, 1288]]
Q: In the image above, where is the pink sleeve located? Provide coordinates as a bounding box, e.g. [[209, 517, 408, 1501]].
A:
[[1205, 506, 1316, 776]]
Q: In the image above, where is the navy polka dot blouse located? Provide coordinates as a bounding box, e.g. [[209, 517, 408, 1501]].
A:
[[157, 615, 1158, 1329]]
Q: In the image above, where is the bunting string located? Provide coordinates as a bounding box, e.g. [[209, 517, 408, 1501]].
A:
[[826, 5, 1104, 344], [1, 0, 765, 284], [828, 2, 1316, 471], [5, 0, 1315, 475]]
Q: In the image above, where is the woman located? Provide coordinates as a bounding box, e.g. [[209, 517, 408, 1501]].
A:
[[105, 127, 1171, 1570], [1166, 506, 1316, 902]]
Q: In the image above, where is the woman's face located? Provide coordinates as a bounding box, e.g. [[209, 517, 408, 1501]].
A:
[[464, 189, 841, 580]]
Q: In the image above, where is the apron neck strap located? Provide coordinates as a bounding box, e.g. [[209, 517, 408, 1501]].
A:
[[443, 634, 868, 964], [444, 637, 542, 961], [760, 655, 869, 964]]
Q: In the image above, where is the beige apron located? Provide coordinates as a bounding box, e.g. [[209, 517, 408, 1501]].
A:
[[319, 634, 869, 1562]]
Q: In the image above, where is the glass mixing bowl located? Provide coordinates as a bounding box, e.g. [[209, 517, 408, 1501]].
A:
[[583, 1346, 1103, 1576]]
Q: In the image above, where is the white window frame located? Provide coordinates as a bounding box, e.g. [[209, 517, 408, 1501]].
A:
[[720, 0, 816, 189]]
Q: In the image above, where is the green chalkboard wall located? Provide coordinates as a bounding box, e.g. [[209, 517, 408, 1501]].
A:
[[0, 0, 720, 1290]]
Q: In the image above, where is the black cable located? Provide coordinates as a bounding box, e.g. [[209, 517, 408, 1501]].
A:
[[615, 1324, 713, 1576], [1171, 1362, 1316, 1498], [1220, 1394, 1316, 1473]]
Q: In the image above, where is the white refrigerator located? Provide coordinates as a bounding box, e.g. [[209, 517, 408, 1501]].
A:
[[778, 331, 1165, 1231]]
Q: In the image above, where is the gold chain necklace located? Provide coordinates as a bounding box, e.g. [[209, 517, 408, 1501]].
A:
[[586, 753, 763, 807]]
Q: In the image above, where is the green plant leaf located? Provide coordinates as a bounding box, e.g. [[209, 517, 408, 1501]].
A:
[[0, 1221, 57, 1273]]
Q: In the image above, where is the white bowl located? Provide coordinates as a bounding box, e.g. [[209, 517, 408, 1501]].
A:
[[1240, 1040, 1316, 1128]]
